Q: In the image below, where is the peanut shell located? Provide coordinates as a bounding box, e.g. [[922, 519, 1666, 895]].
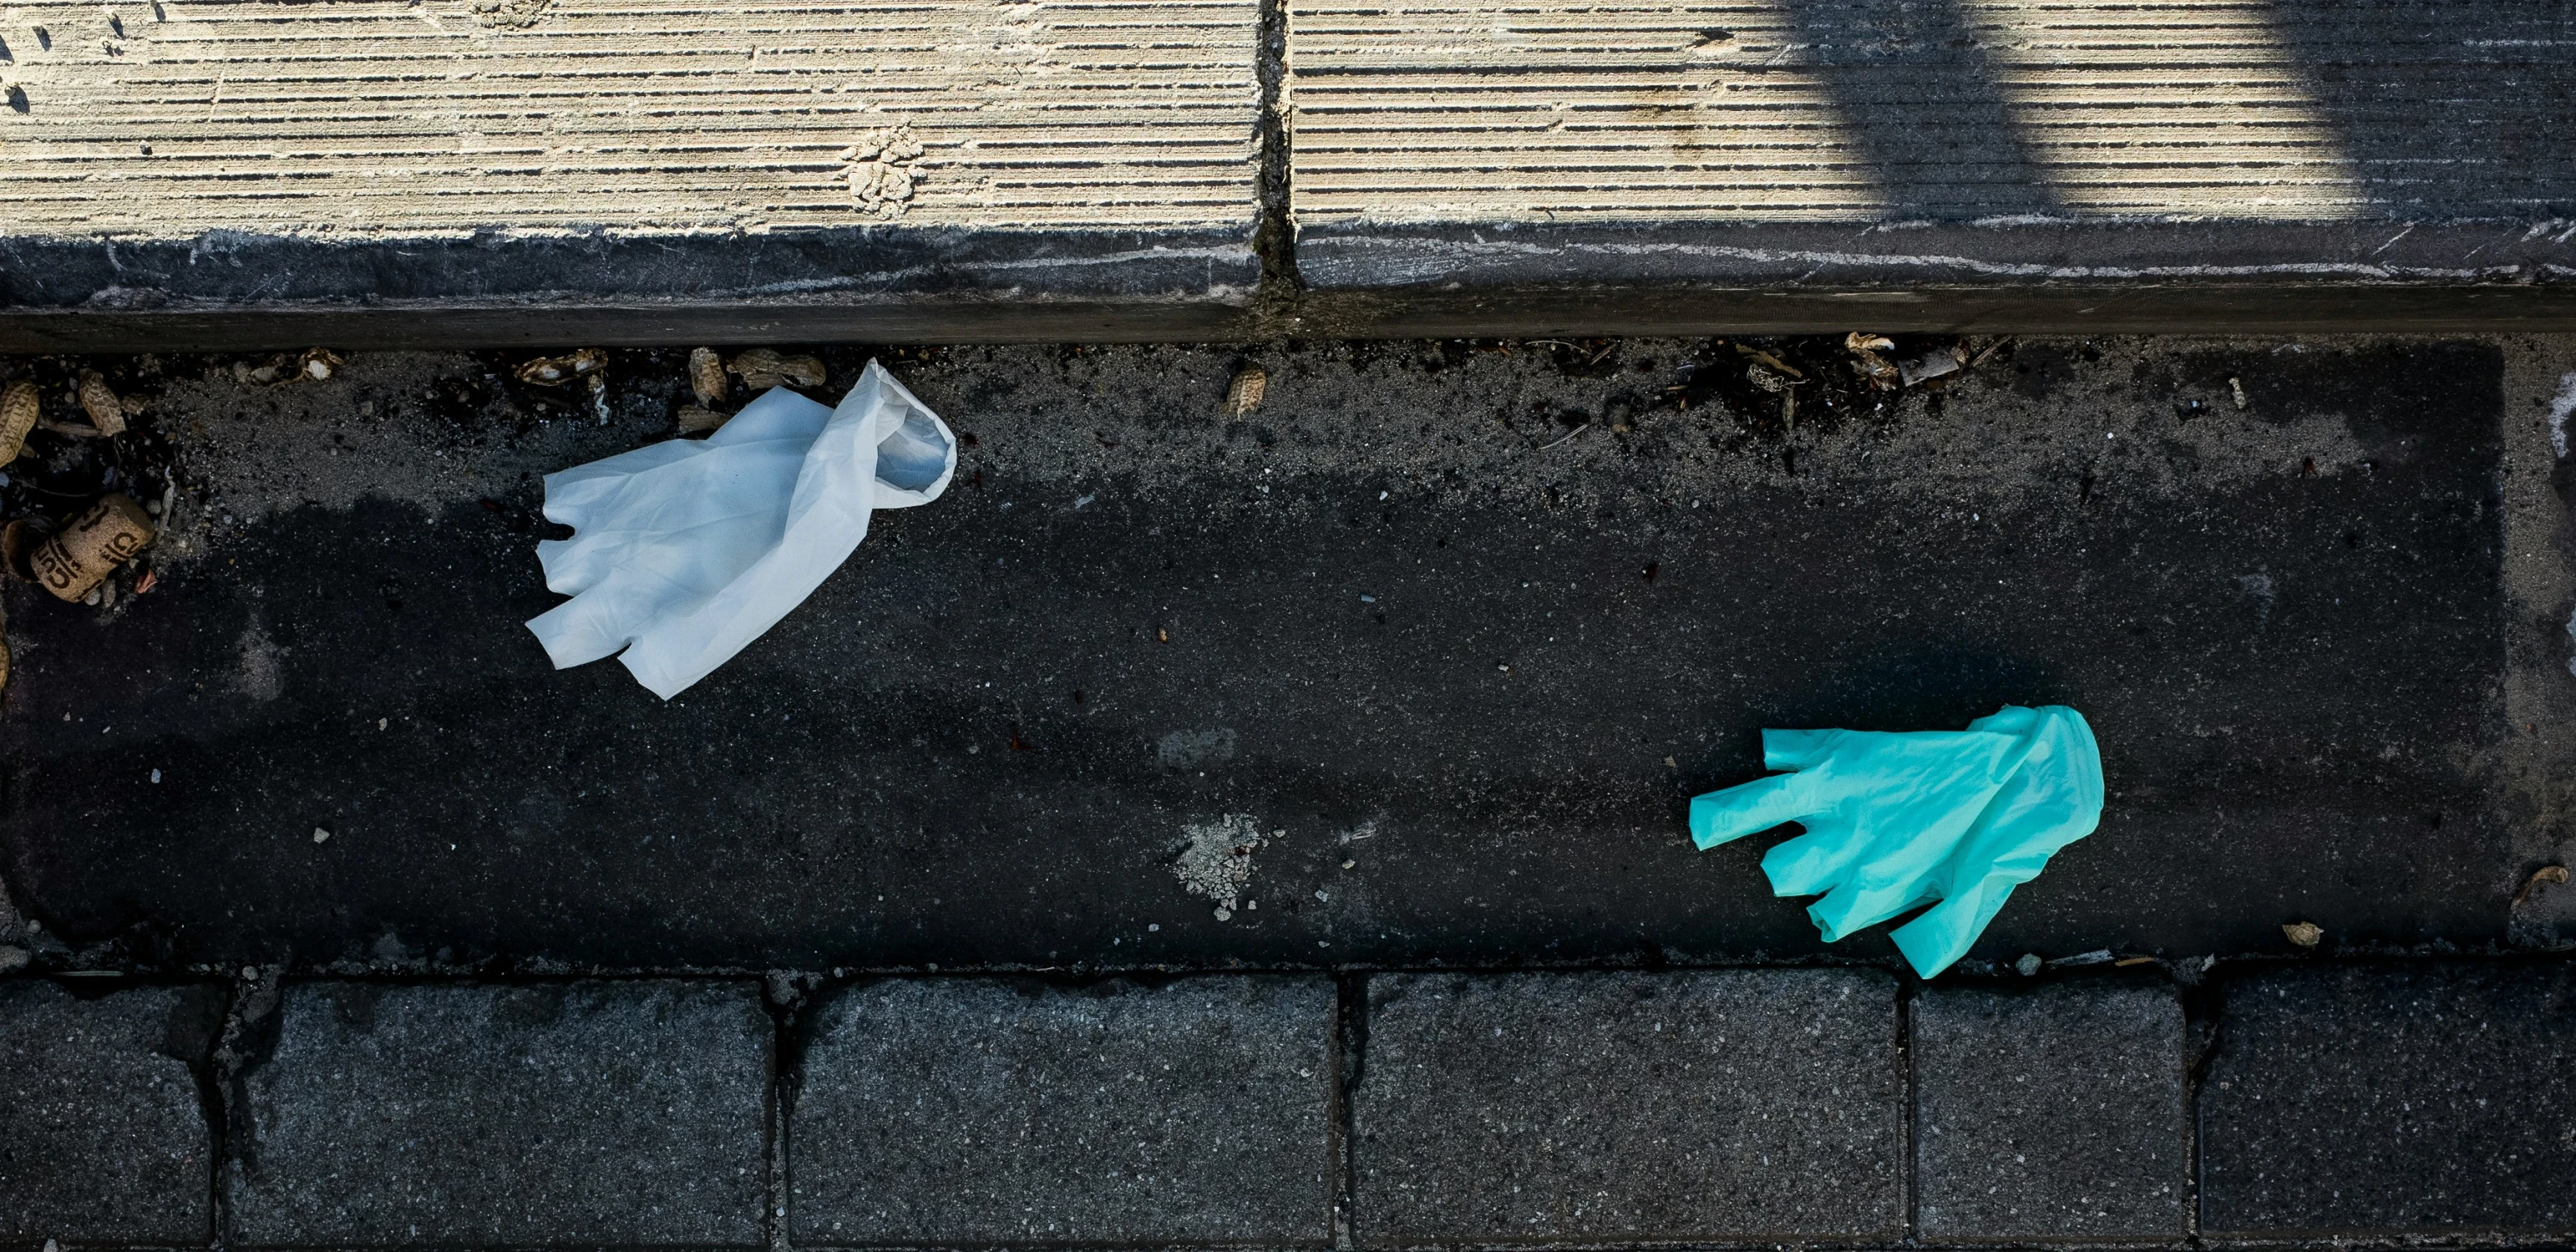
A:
[[78, 370, 126, 437], [0, 381, 38, 463], [688, 347, 727, 407]]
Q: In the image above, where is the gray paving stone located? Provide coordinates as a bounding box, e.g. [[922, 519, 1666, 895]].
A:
[[227, 980, 770, 1248], [1352, 970, 1901, 1244], [0, 980, 220, 1245], [1913, 980, 2185, 1241], [790, 976, 1333, 1245], [2201, 962, 2576, 1235]]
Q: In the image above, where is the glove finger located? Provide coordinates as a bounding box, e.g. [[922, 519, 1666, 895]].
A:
[[1688, 773, 1817, 850], [1889, 878, 2021, 978]]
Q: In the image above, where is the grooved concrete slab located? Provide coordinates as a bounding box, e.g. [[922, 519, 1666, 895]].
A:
[[1288, 0, 2576, 302], [789, 976, 1333, 1245], [227, 980, 771, 1248], [1913, 980, 2185, 1240], [1351, 970, 1902, 1243], [0, 0, 1260, 327], [0, 981, 221, 1245], [2200, 963, 2576, 1236]]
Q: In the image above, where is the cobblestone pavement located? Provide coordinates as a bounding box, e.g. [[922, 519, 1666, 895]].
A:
[[6, 961, 2575, 1248], [2, 332, 2574, 1241]]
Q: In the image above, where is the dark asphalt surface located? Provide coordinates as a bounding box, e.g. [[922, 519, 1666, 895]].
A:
[[1, 337, 2569, 971]]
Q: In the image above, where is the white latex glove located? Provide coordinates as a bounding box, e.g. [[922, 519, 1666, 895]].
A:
[[525, 361, 956, 698]]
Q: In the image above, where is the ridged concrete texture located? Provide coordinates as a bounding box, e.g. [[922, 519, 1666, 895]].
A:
[[1, 0, 1257, 236], [1287, 0, 2576, 297], [0, 0, 1263, 333]]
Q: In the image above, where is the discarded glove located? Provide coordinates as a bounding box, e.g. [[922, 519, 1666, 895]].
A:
[[1688, 705, 2103, 978], [525, 361, 956, 699]]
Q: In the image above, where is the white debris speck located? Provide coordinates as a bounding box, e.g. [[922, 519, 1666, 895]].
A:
[[1316, 890, 1329, 902], [150, 768, 162, 783], [2551, 371, 2576, 458], [1171, 814, 1266, 912], [312, 827, 332, 844]]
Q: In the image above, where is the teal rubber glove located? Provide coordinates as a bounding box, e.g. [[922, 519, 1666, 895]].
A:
[[1688, 705, 2103, 978]]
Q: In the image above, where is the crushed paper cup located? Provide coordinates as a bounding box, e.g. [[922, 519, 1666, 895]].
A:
[[525, 361, 956, 699]]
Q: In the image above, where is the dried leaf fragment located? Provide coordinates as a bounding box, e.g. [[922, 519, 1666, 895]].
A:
[[78, 370, 126, 436], [236, 355, 294, 386], [1746, 362, 1796, 393], [1223, 367, 1266, 416], [1898, 346, 1966, 388], [514, 349, 607, 388], [2513, 864, 2569, 908], [1730, 343, 1802, 379], [0, 380, 39, 463], [1844, 332, 1899, 383], [688, 347, 727, 407], [674, 405, 730, 434], [727, 349, 826, 391], [2282, 920, 2323, 948]]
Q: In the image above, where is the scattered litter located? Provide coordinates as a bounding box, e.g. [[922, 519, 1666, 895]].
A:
[[1843, 332, 1899, 383], [1536, 422, 1589, 450], [525, 361, 957, 699], [1898, 346, 1965, 388], [674, 405, 729, 434], [151, 769, 161, 782], [2282, 920, 2323, 947], [2513, 864, 2569, 908], [1688, 705, 2103, 978], [30, 493, 155, 603], [1967, 337, 2015, 370], [37, 415, 107, 439], [689, 347, 728, 408], [312, 827, 332, 844], [1731, 344, 1803, 379], [514, 349, 607, 388], [233, 349, 341, 386], [2229, 376, 2250, 410], [0, 381, 37, 463], [78, 370, 126, 436], [2015, 953, 2042, 976], [2115, 955, 2156, 967], [134, 568, 157, 595], [1746, 362, 1796, 393], [1340, 859, 1355, 869], [1224, 367, 1267, 416], [2050, 949, 2115, 968], [728, 349, 827, 391], [1, 517, 44, 576], [1172, 813, 1269, 920]]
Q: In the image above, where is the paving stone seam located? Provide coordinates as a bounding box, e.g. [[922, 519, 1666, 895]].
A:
[[10, 961, 2576, 1248], [1330, 975, 1361, 1252]]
